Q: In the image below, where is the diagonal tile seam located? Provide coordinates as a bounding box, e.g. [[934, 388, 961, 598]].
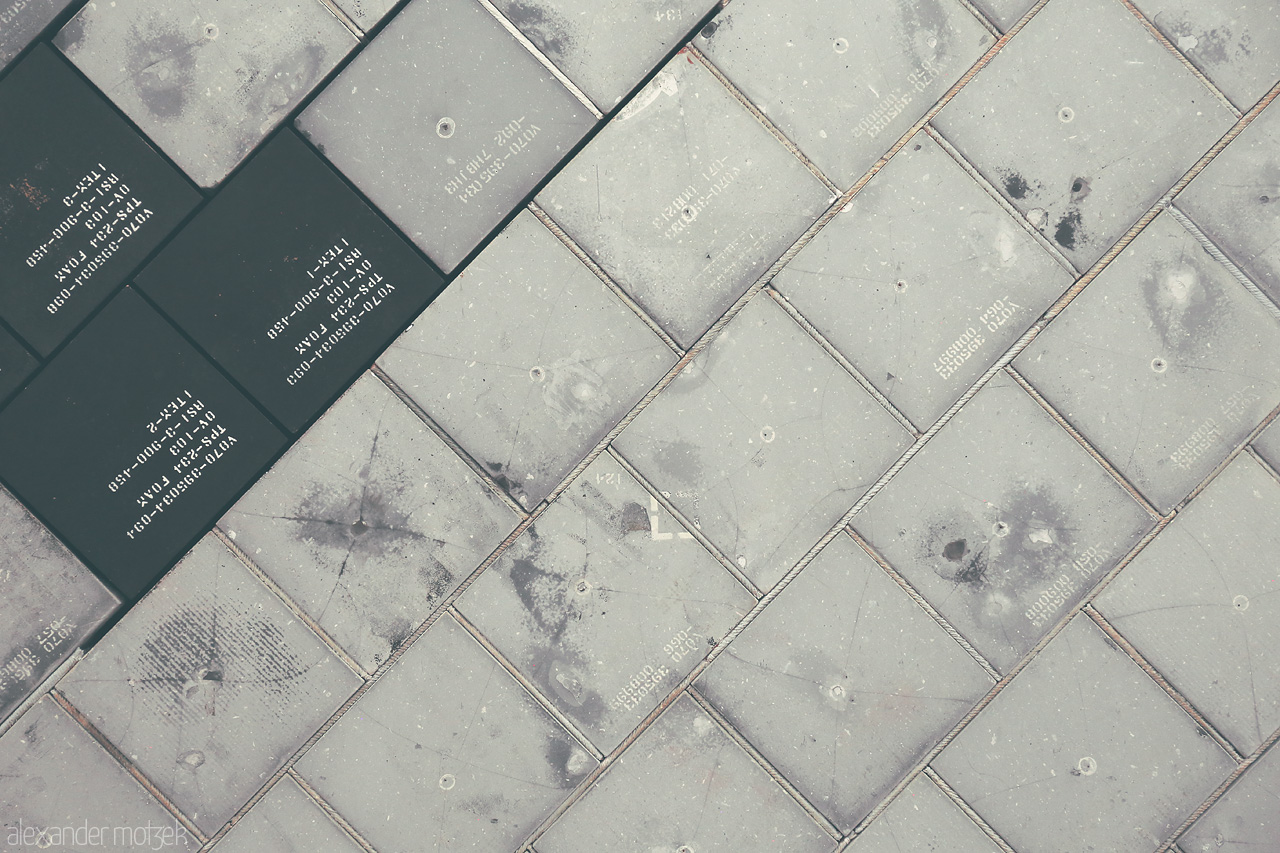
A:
[[287, 768, 379, 853], [685, 685, 844, 840], [1245, 445, 1280, 488], [313, 0, 364, 40], [473, 0, 603, 118], [845, 528, 1001, 681], [1174, 401, 1280, 512], [1167, 205, 1280, 321], [1116, 0, 1243, 118], [951, 0, 1002, 39], [1083, 604, 1244, 760], [920, 766, 1018, 853], [0, 649, 82, 740], [47, 688, 207, 845], [1159, 723, 1280, 852]]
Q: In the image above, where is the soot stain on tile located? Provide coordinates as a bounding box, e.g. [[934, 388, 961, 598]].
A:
[[126, 25, 201, 120], [240, 42, 328, 124], [502, 1, 575, 62], [1003, 172, 1032, 200], [545, 733, 594, 788], [1053, 209, 1083, 250]]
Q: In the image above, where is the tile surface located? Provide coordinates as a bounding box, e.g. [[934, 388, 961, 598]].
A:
[[297, 0, 596, 272], [934, 616, 1236, 853], [56, 0, 356, 187], [617, 295, 913, 591], [0, 696, 198, 851], [0, 44, 200, 355], [773, 131, 1072, 428], [853, 373, 1153, 672], [221, 373, 519, 672], [137, 129, 443, 433], [1015, 212, 1280, 513], [1097, 454, 1280, 754], [844, 773, 1003, 853], [459, 451, 753, 751], [0, 324, 36, 402], [695, 0, 995, 188], [58, 535, 361, 834], [935, 0, 1235, 268], [1180, 739, 1280, 853], [209, 775, 364, 853], [0, 0, 75, 68], [378, 209, 675, 508], [0, 288, 284, 599], [697, 534, 992, 830], [536, 694, 836, 853], [537, 52, 832, 347], [298, 615, 597, 852]]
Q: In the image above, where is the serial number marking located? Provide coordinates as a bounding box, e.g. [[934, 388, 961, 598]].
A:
[[1170, 385, 1262, 471], [1025, 544, 1110, 628]]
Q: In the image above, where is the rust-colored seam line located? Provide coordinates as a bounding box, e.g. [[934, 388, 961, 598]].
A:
[[1083, 604, 1244, 761], [1167, 205, 1280, 320], [608, 446, 764, 599], [473, 0, 603, 118], [0, 649, 82, 738], [211, 526, 370, 680], [685, 44, 841, 195], [924, 124, 1079, 275], [1158, 725, 1280, 851], [846, 514, 1173, 836], [686, 686, 843, 840], [369, 363, 531, 519], [449, 607, 606, 761], [313, 0, 363, 40], [1005, 366, 1163, 519], [287, 769, 380, 853], [846, 529, 1000, 681], [766, 287, 921, 437], [49, 689, 206, 844], [922, 766, 1018, 853], [1175, 401, 1280, 511], [527, 201, 685, 355], [1116, 0, 1242, 117]]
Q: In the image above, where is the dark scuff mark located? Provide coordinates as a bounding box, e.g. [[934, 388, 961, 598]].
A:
[[1003, 173, 1031, 200], [1054, 210, 1082, 250], [127, 27, 201, 120], [1069, 176, 1091, 202], [942, 539, 967, 561], [501, 1, 574, 61]]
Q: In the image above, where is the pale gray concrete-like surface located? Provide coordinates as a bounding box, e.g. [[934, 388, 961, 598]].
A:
[[0, 485, 118, 723], [0, 696, 198, 851], [697, 533, 993, 831], [220, 373, 519, 672], [1180, 737, 1280, 853], [535, 694, 837, 853], [844, 773, 1004, 853], [297, 0, 595, 272], [377, 210, 675, 510], [56, 535, 361, 834], [207, 776, 364, 853], [934, 616, 1236, 853], [694, 0, 995, 189], [54, 0, 356, 187], [0, 0, 75, 68]]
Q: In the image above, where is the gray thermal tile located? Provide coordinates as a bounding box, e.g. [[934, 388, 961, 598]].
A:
[[0, 696, 198, 851], [694, 0, 994, 188], [458, 452, 754, 752], [773, 131, 1072, 429], [1131, 0, 1280, 109], [536, 53, 832, 347], [616, 294, 913, 591], [297, 0, 596, 272], [297, 615, 596, 852], [1255, 417, 1280, 471], [57, 535, 362, 834], [1, 486, 119, 723], [934, 0, 1235, 268], [1096, 454, 1280, 754], [0, 0, 75, 68], [1181, 739, 1280, 853], [853, 373, 1154, 673], [209, 776, 363, 853], [492, 0, 718, 109], [697, 533, 993, 831], [968, 0, 1036, 31], [55, 0, 356, 188], [845, 773, 1004, 853], [221, 373, 520, 673], [933, 616, 1236, 853], [536, 694, 836, 853], [1015, 212, 1280, 513], [330, 0, 397, 30], [1178, 99, 1280, 308], [377, 210, 675, 509]]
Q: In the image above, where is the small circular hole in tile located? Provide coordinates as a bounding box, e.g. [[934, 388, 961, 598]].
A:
[[1077, 756, 1097, 776], [1261, 195, 1271, 204], [575, 579, 592, 595], [439, 774, 456, 790], [833, 37, 849, 53], [760, 425, 776, 443], [203, 23, 219, 39], [436, 117, 456, 139], [1233, 594, 1249, 611], [895, 279, 908, 293], [1058, 106, 1075, 123], [530, 365, 545, 381], [1151, 357, 1168, 373], [992, 521, 1010, 537], [677, 846, 694, 853], [829, 684, 845, 699], [681, 206, 696, 222]]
